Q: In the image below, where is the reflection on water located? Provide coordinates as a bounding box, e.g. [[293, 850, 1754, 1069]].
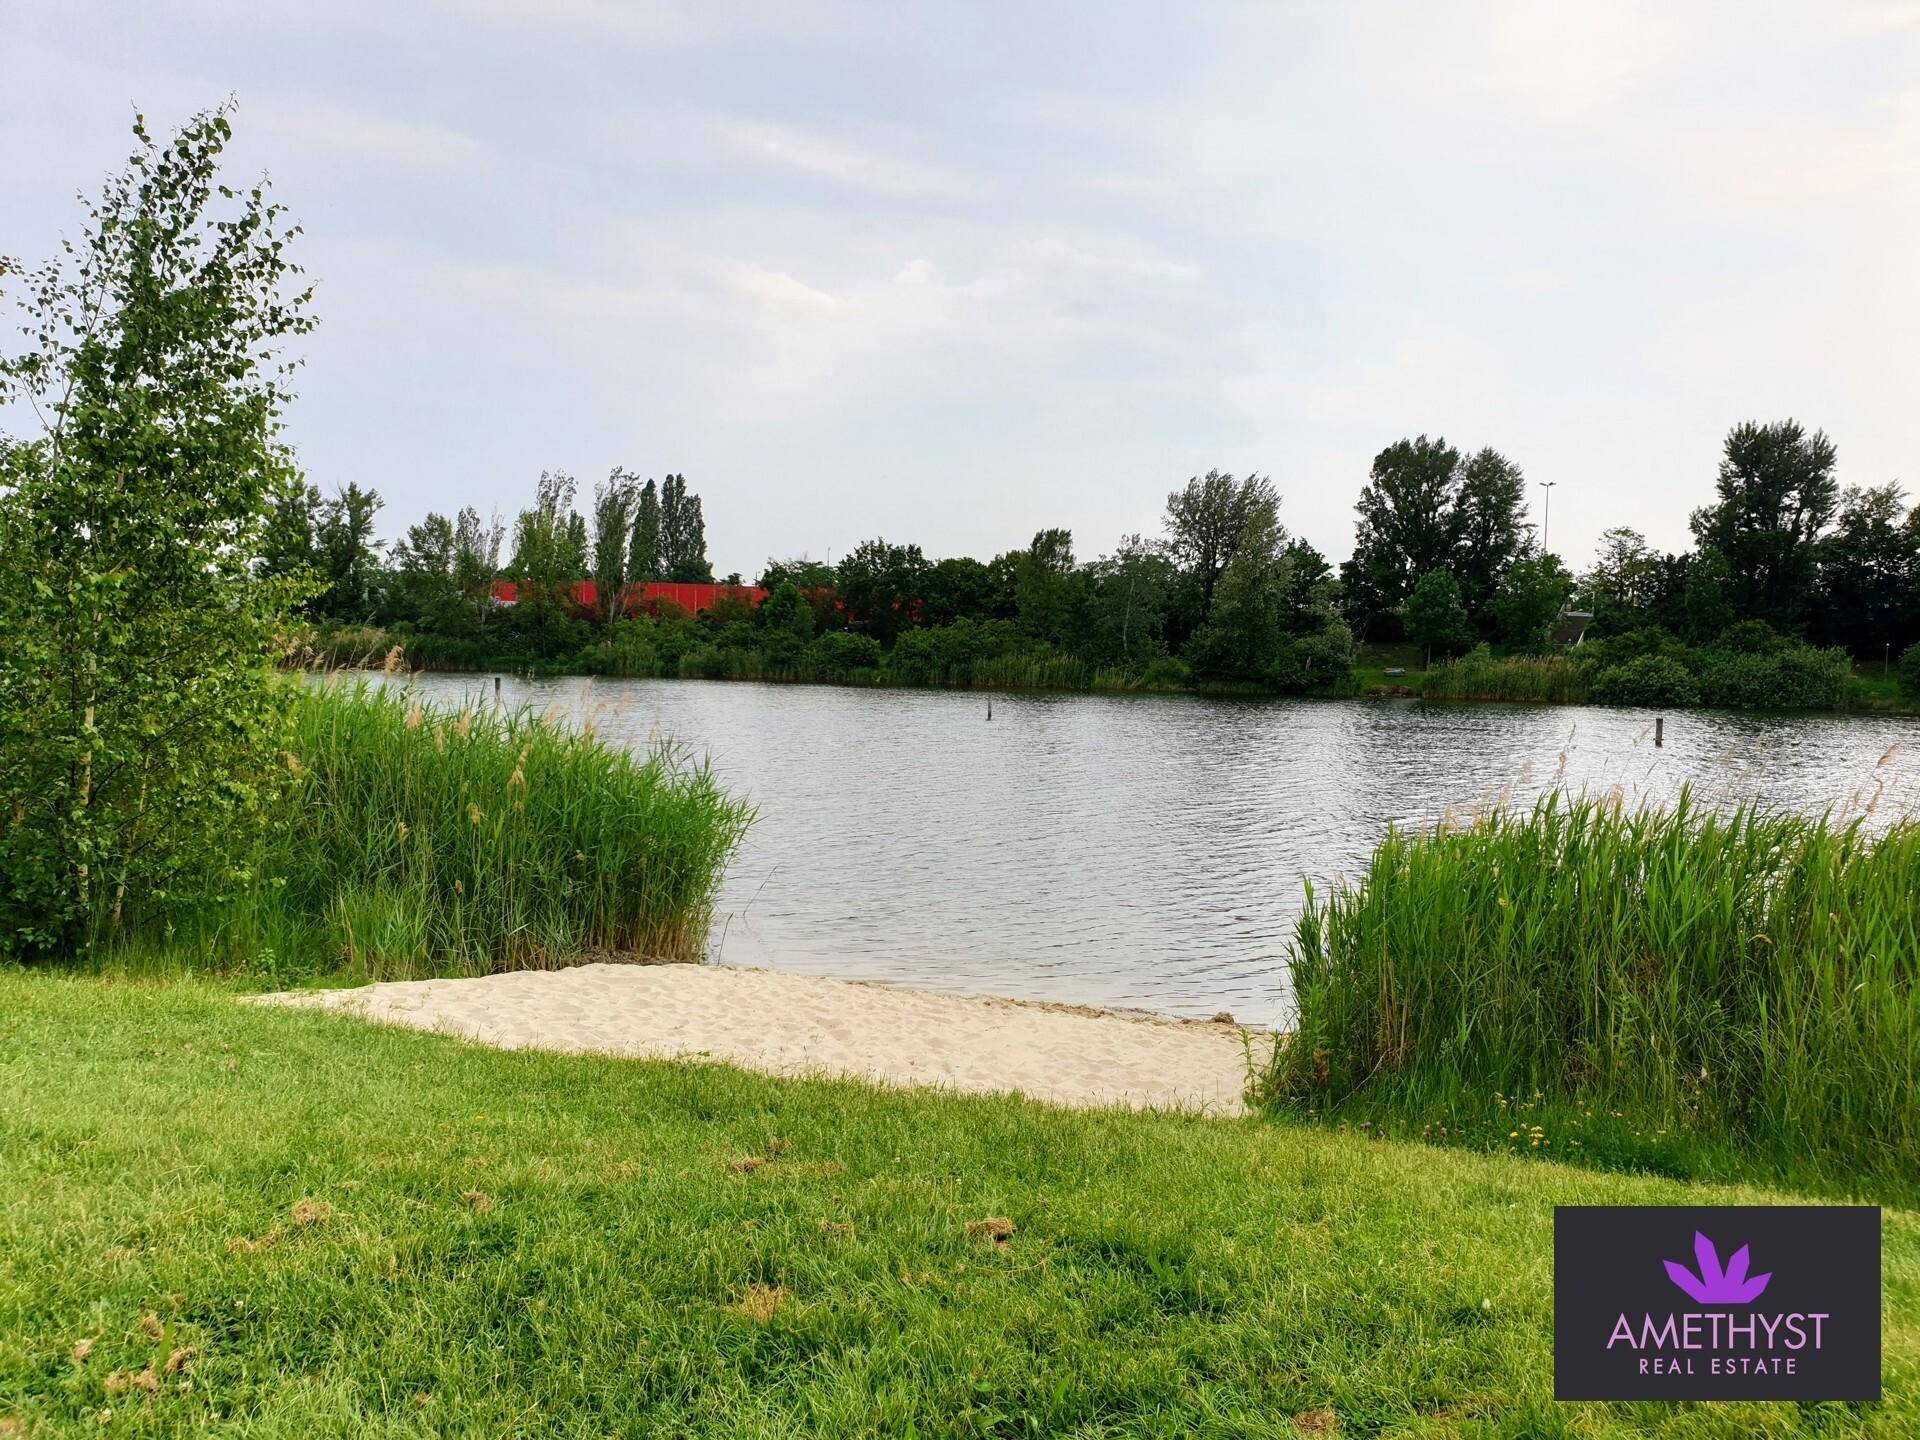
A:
[[390, 674, 1917, 1025]]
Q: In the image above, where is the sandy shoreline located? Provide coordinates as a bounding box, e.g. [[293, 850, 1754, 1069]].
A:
[[259, 963, 1265, 1114]]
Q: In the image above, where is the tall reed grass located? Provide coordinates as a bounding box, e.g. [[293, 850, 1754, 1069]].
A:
[[1262, 791, 1919, 1191], [170, 682, 750, 980], [1417, 653, 1590, 703]]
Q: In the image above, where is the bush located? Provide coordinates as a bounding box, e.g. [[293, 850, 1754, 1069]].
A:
[[1696, 645, 1850, 710], [885, 626, 947, 685], [1137, 657, 1193, 691], [1263, 642, 1309, 694], [1589, 654, 1699, 707], [807, 631, 882, 676], [1575, 627, 1694, 674], [1899, 641, 1920, 701], [1293, 623, 1356, 684], [1263, 793, 1920, 1189], [1713, 619, 1787, 655]]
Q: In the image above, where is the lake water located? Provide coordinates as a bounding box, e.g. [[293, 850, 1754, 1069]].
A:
[[395, 674, 1917, 1026]]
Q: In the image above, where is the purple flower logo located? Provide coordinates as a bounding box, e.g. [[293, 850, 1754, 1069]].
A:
[[1664, 1231, 1772, 1304]]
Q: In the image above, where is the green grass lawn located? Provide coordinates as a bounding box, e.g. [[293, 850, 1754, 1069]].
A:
[[2, 974, 1914, 1438]]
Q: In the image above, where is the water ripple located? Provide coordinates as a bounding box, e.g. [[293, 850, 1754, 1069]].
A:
[[395, 675, 1919, 1025]]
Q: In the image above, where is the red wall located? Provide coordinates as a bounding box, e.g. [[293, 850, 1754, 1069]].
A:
[[488, 580, 768, 615]]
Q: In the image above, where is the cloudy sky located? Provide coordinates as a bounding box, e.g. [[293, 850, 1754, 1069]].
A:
[[5, 2, 1917, 578]]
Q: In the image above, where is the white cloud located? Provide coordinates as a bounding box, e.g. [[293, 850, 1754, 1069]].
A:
[[725, 264, 840, 311], [716, 118, 979, 201]]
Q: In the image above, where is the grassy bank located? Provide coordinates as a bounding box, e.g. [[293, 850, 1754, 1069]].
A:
[[119, 683, 750, 983], [1, 972, 1914, 1438], [1262, 792, 1920, 1199], [315, 624, 1920, 718]]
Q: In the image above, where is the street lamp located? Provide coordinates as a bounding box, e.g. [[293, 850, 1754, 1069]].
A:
[[1538, 480, 1557, 553]]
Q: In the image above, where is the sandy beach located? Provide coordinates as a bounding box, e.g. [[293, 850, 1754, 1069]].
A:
[[260, 963, 1263, 1114]]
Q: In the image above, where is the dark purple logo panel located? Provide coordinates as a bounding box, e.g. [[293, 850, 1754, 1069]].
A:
[[1554, 1206, 1880, 1401]]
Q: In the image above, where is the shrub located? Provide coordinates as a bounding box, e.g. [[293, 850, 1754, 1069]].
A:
[[1263, 642, 1309, 694], [1898, 641, 1920, 701], [757, 630, 809, 674], [807, 631, 882, 676], [1575, 626, 1693, 674], [1713, 619, 1787, 655], [1137, 657, 1193, 691], [1696, 645, 1850, 710], [1293, 623, 1356, 684], [1589, 654, 1699, 707], [1263, 793, 1920, 1188], [885, 627, 945, 685]]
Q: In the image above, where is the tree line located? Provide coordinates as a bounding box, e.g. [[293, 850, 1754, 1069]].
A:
[[294, 416, 1920, 701]]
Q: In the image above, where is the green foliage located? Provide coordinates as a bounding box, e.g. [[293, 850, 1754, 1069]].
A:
[[1265, 793, 1920, 1193], [886, 618, 1020, 685], [917, 553, 1009, 627], [1589, 653, 1700, 707], [1574, 626, 1692, 672], [1161, 470, 1282, 643], [588, 468, 640, 621], [1576, 526, 1666, 635], [507, 469, 583, 596], [1695, 645, 1851, 710], [834, 538, 928, 644], [1901, 641, 1920, 700], [1485, 553, 1572, 653], [756, 580, 815, 641], [314, 482, 384, 620], [1570, 626, 1851, 711], [1012, 526, 1083, 645], [1450, 447, 1532, 617], [1678, 548, 1737, 641], [1340, 437, 1532, 636], [1136, 655, 1193, 690], [629, 477, 662, 582], [1184, 541, 1290, 682], [0, 108, 311, 958], [1713, 618, 1787, 655], [1402, 569, 1471, 663], [261, 476, 324, 592], [1293, 620, 1356, 683], [807, 629, 884, 675], [1692, 419, 1838, 631], [657, 473, 712, 583], [1813, 482, 1918, 655]]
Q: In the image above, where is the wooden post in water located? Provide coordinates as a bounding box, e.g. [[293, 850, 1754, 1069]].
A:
[[1655, 716, 1664, 748], [494, 675, 502, 704]]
